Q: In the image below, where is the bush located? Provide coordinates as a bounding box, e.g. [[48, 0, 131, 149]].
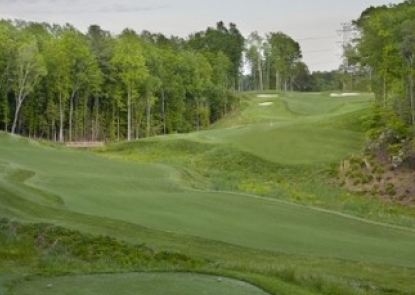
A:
[[373, 166, 385, 175], [361, 174, 374, 184], [371, 185, 379, 195], [385, 183, 396, 196], [363, 106, 410, 141]]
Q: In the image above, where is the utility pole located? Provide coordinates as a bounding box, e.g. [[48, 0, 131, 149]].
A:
[[337, 22, 354, 91]]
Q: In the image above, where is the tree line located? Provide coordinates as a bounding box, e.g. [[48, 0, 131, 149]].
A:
[[0, 21, 245, 142]]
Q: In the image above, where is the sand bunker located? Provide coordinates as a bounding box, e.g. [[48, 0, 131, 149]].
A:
[[258, 102, 274, 107], [330, 93, 360, 97], [257, 94, 278, 98]]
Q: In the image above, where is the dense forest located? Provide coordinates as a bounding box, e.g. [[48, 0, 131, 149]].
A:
[[0, 21, 247, 141]]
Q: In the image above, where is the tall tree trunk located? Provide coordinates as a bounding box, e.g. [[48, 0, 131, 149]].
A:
[[409, 66, 415, 125], [83, 97, 87, 140], [224, 91, 228, 115], [135, 109, 140, 140], [51, 118, 55, 142], [267, 60, 271, 90], [69, 99, 72, 141], [59, 92, 64, 143], [135, 101, 139, 140], [94, 96, 99, 141], [342, 72, 347, 92], [11, 99, 22, 134], [69, 94, 74, 142], [127, 87, 132, 141], [2, 66, 10, 132], [146, 95, 151, 138], [117, 108, 120, 142], [2, 94, 8, 132], [257, 52, 263, 91], [383, 75, 387, 107], [4, 109, 8, 132], [275, 71, 279, 91], [12, 69, 27, 134], [161, 89, 166, 135], [196, 98, 200, 131]]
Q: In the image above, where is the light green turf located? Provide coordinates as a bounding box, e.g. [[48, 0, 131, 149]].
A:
[[11, 273, 269, 295]]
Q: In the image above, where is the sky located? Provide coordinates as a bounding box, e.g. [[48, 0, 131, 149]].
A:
[[0, 0, 403, 72]]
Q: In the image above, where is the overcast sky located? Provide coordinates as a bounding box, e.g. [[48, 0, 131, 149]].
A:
[[0, 0, 403, 72]]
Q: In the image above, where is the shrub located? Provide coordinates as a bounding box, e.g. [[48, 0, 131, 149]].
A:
[[353, 179, 361, 185], [385, 183, 396, 196], [361, 174, 374, 184]]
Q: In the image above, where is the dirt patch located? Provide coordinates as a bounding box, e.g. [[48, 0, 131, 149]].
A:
[[339, 157, 415, 206]]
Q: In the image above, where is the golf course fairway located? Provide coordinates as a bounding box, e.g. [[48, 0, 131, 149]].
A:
[[1, 92, 415, 295]]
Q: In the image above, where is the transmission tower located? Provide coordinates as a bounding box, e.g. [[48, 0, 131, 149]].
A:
[[338, 22, 354, 72]]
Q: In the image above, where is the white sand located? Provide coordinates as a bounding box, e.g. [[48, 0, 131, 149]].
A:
[[258, 102, 274, 107], [257, 94, 278, 98], [330, 93, 360, 97]]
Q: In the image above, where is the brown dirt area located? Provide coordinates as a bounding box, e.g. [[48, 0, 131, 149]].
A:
[[339, 158, 415, 207]]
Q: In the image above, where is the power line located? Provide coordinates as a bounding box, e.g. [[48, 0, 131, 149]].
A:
[[303, 49, 338, 54], [338, 22, 355, 70], [295, 36, 338, 41], [306, 60, 341, 66]]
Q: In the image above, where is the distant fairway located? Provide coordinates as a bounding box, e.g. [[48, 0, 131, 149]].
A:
[[171, 92, 371, 164], [2, 92, 415, 294], [12, 273, 268, 295]]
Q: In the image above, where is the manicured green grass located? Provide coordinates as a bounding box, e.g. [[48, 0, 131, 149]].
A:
[[1, 92, 415, 295], [11, 273, 269, 295], [224, 124, 363, 165]]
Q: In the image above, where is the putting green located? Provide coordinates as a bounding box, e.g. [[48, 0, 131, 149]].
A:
[[11, 273, 269, 295]]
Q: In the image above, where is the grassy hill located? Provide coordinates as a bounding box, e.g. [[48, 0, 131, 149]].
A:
[[1, 92, 415, 295]]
